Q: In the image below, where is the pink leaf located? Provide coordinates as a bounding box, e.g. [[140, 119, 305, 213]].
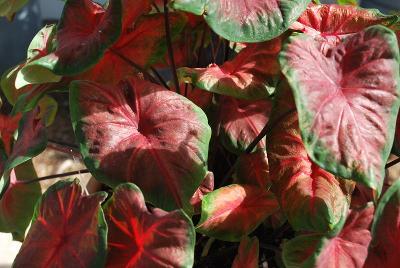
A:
[[70, 77, 211, 212]]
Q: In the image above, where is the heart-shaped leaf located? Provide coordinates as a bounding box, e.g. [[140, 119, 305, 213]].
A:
[[197, 184, 279, 241], [266, 84, 353, 232], [364, 180, 400, 267], [26, 0, 122, 76], [0, 162, 41, 241], [232, 236, 259, 268], [178, 38, 282, 99], [70, 77, 211, 212], [171, 0, 310, 42], [13, 179, 108, 268], [291, 4, 398, 42], [104, 183, 195, 268], [219, 96, 272, 154], [79, 12, 187, 84], [283, 205, 374, 268], [280, 25, 400, 194]]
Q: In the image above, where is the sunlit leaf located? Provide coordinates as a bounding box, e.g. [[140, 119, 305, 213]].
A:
[[291, 4, 398, 43], [266, 83, 353, 232], [70, 77, 211, 212], [197, 184, 279, 241], [280, 25, 400, 194], [178, 38, 282, 99], [283, 205, 374, 268], [16, 24, 61, 89], [172, 0, 310, 42]]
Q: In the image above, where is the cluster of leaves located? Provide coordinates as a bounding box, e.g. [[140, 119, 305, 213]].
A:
[[1, 0, 400, 267]]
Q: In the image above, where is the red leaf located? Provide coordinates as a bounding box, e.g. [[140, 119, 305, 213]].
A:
[[177, 84, 213, 111], [190, 171, 214, 214], [0, 109, 47, 198], [104, 183, 195, 268], [13, 180, 108, 268], [266, 84, 353, 232], [365, 180, 400, 268], [28, 0, 122, 75], [219, 96, 272, 154], [292, 4, 398, 43], [6, 109, 47, 171], [234, 149, 270, 188], [171, 0, 310, 42], [0, 113, 22, 155], [283, 205, 374, 268], [120, 0, 151, 31], [70, 77, 211, 212], [280, 25, 400, 193], [80, 13, 187, 84], [197, 184, 279, 241], [178, 37, 282, 99], [232, 236, 259, 268]]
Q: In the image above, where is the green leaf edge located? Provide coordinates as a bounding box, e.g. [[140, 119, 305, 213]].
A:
[[370, 179, 400, 245], [27, 0, 122, 76], [70, 80, 212, 213], [16, 179, 108, 268], [279, 25, 400, 195], [172, 0, 311, 42], [196, 184, 275, 242], [103, 182, 196, 268], [177, 67, 274, 100]]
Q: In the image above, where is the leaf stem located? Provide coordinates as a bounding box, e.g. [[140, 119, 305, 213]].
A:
[[150, 67, 170, 90], [386, 157, 400, 169], [16, 169, 90, 185], [223, 39, 230, 62], [221, 108, 296, 184], [196, 23, 207, 67], [152, 2, 161, 12], [47, 140, 81, 158], [163, 0, 180, 93], [201, 237, 215, 257], [109, 48, 159, 84]]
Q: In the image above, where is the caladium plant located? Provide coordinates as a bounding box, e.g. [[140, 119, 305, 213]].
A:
[[0, 0, 400, 267]]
